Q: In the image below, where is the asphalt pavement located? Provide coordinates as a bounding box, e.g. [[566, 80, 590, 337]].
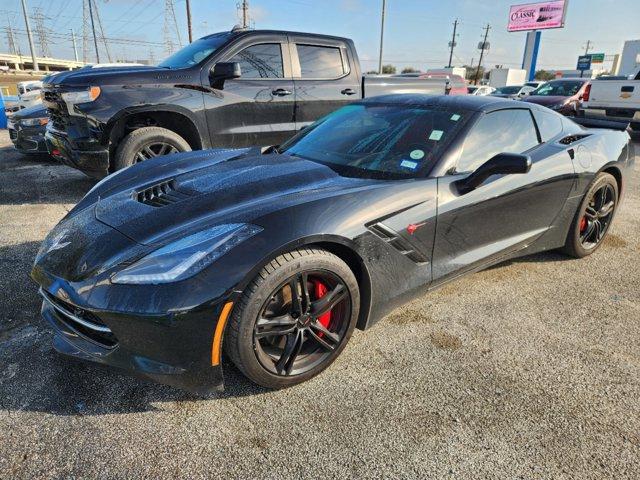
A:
[[0, 130, 638, 479]]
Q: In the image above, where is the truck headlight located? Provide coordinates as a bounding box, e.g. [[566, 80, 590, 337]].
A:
[[22, 117, 49, 126], [111, 224, 262, 284], [61, 86, 101, 105]]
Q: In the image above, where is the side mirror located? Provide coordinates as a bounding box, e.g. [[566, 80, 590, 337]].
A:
[[456, 153, 532, 194], [210, 62, 241, 81]]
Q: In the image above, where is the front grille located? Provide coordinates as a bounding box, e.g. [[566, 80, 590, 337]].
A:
[[9, 128, 17, 140], [41, 289, 117, 348], [368, 222, 429, 264], [42, 88, 70, 130], [136, 179, 194, 207]]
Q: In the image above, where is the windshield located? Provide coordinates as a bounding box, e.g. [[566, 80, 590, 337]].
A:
[[279, 104, 469, 179], [495, 86, 521, 94], [158, 34, 231, 68], [531, 81, 584, 96]]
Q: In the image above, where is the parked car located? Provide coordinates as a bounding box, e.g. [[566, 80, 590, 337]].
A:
[[490, 84, 536, 99], [579, 69, 640, 130], [7, 104, 50, 154], [525, 80, 546, 89], [522, 78, 590, 116], [467, 85, 495, 96], [395, 72, 468, 95], [41, 28, 448, 178], [32, 95, 632, 393]]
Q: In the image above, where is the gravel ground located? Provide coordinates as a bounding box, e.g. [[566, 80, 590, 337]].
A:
[[0, 129, 638, 479]]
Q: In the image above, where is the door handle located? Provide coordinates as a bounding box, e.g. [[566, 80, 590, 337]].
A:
[[341, 88, 356, 95], [272, 88, 292, 96]]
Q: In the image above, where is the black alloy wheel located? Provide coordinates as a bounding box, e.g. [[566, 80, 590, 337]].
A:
[[579, 183, 616, 249], [253, 270, 350, 376], [134, 142, 180, 163], [224, 248, 360, 389]]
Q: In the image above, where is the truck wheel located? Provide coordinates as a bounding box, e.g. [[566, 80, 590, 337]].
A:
[[113, 126, 191, 171]]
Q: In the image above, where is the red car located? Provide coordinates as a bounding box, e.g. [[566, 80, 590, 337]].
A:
[[394, 73, 468, 95], [522, 78, 590, 116]]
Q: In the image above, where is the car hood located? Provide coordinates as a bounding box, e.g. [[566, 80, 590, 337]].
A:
[[44, 65, 178, 87], [524, 95, 568, 106], [12, 104, 48, 120], [92, 149, 381, 245]]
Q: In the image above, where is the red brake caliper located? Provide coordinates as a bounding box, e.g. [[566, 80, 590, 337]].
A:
[[313, 280, 332, 331], [579, 216, 587, 233]]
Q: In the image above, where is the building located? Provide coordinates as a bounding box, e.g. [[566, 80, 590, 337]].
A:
[[618, 40, 640, 77]]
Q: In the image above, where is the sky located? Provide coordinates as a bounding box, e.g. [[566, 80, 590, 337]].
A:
[[1, 0, 639, 72]]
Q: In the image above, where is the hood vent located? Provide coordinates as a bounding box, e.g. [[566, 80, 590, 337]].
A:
[[559, 134, 590, 145], [135, 179, 193, 207]]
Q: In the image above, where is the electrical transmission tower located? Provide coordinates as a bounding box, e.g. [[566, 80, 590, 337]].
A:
[[5, 27, 19, 55], [82, 0, 91, 62], [164, 0, 177, 55], [32, 7, 51, 57]]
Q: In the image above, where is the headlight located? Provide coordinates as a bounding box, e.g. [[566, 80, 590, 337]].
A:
[[61, 86, 101, 105], [22, 117, 49, 126], [111, 223, 262, 284]]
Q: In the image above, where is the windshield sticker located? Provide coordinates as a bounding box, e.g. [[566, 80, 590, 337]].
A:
[[450, 114, 461, 121], [400, 159, 419, 170], [409, 149, 425, 160], [428, 130, 444, 141]]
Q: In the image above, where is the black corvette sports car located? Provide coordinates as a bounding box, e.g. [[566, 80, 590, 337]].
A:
[[31, 95, 633, 393]]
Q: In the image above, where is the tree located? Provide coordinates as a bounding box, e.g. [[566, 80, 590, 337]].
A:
[[381, 64, 396, 74], [401, 67, 420, 74], [534, 69, 555, 81], [463, 64, 485, 83]]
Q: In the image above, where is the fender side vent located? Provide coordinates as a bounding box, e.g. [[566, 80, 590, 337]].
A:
[[368, 222, 429, 264], [136, 179, 193, 207], [559, 134, 590, 145]]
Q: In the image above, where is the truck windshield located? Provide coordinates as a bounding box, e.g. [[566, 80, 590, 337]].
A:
[[158, 34, 231, 69], [530, 81, 584, 96], [279, 104, 468, 179]]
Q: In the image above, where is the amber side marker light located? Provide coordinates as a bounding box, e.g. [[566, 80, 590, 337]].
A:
[[211, 301, 234, 366]]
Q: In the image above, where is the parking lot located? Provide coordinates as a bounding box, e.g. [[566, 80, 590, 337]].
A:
[[0, 129, 638, 478]]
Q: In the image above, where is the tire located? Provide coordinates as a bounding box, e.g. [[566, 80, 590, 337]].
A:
[[561, 172, 618, 258], [224, 248, 360, 389], [113, 126, 191, 171]]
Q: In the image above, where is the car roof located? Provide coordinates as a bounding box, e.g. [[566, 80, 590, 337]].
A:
[[201, 29, 351, 43], [359, 94, 531, 112]]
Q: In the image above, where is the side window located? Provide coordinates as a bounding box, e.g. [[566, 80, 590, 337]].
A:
[[532, 109, 563, 143], [297, 44, 344, 78], [229, 43, 283, 79], [456, 109, 539, 173]]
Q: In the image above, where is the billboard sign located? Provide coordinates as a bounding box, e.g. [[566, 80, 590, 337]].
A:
[[507, 1, 568, 32], [590, 53, 605, 64], [577, 55, 592, 71]]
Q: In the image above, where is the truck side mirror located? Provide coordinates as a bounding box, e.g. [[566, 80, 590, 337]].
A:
[[211, 62, 241, 81]]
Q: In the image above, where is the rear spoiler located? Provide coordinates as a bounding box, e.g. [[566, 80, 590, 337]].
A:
[[571, 116, 630, 131]]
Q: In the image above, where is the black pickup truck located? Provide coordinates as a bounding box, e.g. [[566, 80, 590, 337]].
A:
[[42, 28, 447, 178]]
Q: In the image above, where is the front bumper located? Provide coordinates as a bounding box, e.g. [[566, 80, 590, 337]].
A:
[[45, 129, 110, 179], [9, 124, 49, 154], [37, 279, 228, 395]]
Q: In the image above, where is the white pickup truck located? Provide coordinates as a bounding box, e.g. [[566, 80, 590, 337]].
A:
[[579, 69, 640, 130]]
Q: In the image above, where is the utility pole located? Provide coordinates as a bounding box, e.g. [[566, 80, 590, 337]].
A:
[[474, 24, 490, 85], [447, 19, 458, 68], [20, 0, 39, 71], [378, 0, 386, 74], [92, 0, 112, 62], [185, 0, 193, 43], [241, 0, 249, 28], [71, 29, 78, 62], [87, 0, 100, 63], [581, 40, 592, 78]]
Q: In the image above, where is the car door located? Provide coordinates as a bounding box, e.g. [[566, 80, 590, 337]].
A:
[[431, 107, 575, 282], [203, 36, 296, 148], [288, 34, 361, 130]]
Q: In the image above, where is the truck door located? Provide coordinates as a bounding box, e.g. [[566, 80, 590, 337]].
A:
[[287, 34, 361, 130], [203, 35, 296, 148]]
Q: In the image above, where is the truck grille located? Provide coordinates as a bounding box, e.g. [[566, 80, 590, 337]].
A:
[[42, 88, 70, 130], [41, 289, 118, 348]]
